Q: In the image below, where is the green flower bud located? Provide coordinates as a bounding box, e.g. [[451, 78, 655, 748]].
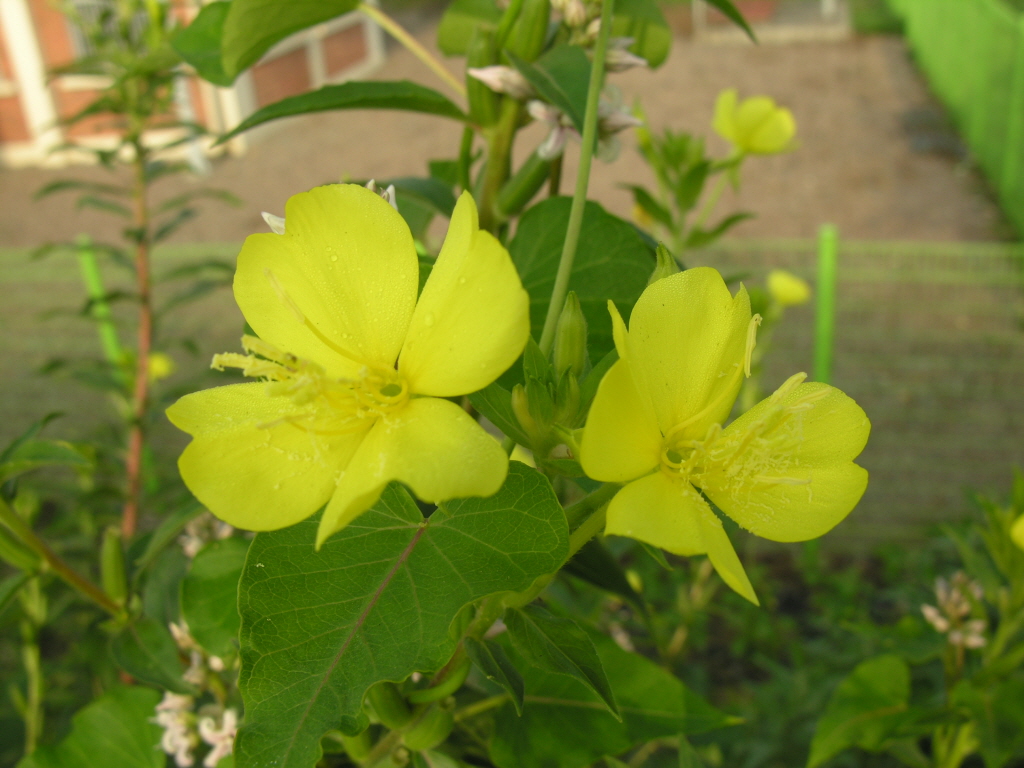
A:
[[553, 369, 581, 427], [497, 151, 550, 218], [466, 28, 499, 127], [0, 525, 40, 572], [100, 526, 127, 606], [511, 383, 539, 439], [367, 681, 414, 730], [402, 705, 454, 752], [553, 291, 588, 378], [525, 377, 554, 426], [338, 729, 373, 761], [647, 243, 680, 285], [505, 0, 551, 63]]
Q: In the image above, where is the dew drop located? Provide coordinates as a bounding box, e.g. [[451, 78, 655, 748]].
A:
[[458, 277, 467, 285], [424, 313, 435, 327], [330, 254, 338, 262]]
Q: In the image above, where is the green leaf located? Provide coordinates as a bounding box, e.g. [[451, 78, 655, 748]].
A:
[[0, 572, 31, 617], [219, 81, 467, 143], [388, 176, 458, 218], [579, 348, 617, 411], [181, 537, 249, 658], [16, 687, 163, 768], [639, 542, 672, 570], [505, 605, 619, 719], [132, 502, 204, 575], [0, 439, 93, 485], [622, 184, 673, 228], [465, 637, 526, 715], [111, 617, 193, 694], [705, 0, 756, 41], [509, 46, 591, 132], [236, 463, 569, 768], [469, 382, 531, 445], [172, 1, 233, 86], [437, 0, 502, 56], [76, 195, 132, 218], [563, 538, 645, 614], [684, 213, 754, 250], [34, 179, 129, 200], [491, 631, 735, 768], [511, 198, 655, 363], [610, 0, 672, 68], [951, 678, 1024, 768], [807, 654, 911, 768], [222, 0, 358, 77]]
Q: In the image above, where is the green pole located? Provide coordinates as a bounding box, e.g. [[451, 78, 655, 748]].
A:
[[814, 224, 838, 384], [75, 234, 124, 368]]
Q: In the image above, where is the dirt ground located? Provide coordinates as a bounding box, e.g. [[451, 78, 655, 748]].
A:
[[0, 18, 1010, 247]]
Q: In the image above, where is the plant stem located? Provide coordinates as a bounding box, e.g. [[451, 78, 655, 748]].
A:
[[567, 504, 608, 559], [537, 0, 615, 356], [454, 695, 509, 722], [563, 482, 619, 532], [0, 496, 124, 617], [691, 172, 728, 233], [358, 3, 466, 100], [122, 141, 152, 539]]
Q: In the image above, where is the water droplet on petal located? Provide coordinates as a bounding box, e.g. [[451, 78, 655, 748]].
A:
[[424, 313, 435, 327], [458, 277, 467, 285]]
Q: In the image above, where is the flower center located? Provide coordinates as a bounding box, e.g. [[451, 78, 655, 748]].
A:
[[212, 335, 410, 434], [659, 372, 826, 495]]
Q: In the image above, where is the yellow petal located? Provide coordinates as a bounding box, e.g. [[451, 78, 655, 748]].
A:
[[1011, 514, 1024, 551], [749, 107, 796, 154], [233, 185, 418, 377], [698, 507, 759, 605], [604, 472, 705, 556], [399, 192, 530, 397], [627, 268, 751, 438], [166, 383, 368, 531], [604, 472, 758, 604], [734, 96, 778, 146], [316, 396, 508, 546], [580, 359, 661, 483], [701, 380, 870, 542], [712, 88, 739, 144]]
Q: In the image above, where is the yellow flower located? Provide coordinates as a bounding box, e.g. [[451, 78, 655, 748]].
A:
[[579, 268, 869, 604], [148, 352, 176, 382], [767, 269, 811, 307], [1012, 514, 1024, 551], [713, 88, 796, 156], [167, 184, 530, 547]]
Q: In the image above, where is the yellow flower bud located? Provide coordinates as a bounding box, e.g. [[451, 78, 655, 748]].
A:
[[1012, 514, 1024, 551], [713, 88, 796, 156], [767, 269, 811, 307], [632, 203, 654, 232], [148, 352, 176, 383]]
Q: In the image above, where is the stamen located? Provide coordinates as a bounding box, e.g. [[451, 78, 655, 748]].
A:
[[744, 314, 762, 378]]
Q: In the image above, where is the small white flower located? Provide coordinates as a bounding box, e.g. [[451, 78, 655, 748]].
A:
[[923, 572, 987, 650], [199, 709, 239, 768], [183, 650, 207, 687], [154, 693, 199, 768], [467, 66, 534, 101], [605, 38, 648, 72]]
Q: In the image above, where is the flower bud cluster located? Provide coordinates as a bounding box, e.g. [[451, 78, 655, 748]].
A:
[[178, 512, 235, 559], [512, 293, 589, 462], [921, 571, 987, 650]]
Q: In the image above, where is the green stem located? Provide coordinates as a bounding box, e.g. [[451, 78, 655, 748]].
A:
[[568, 504, 608, 559], [494, 0, 525, 49], [563, 482, 620, 531], [361, 728, 403, 768], [358, 3, 466, 100], [457, 125, 474, 194], [537, 0, 615, 356], [454, 695, 509, 722], [0, 496, 124, 618], [691, 172, 728, 233]]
